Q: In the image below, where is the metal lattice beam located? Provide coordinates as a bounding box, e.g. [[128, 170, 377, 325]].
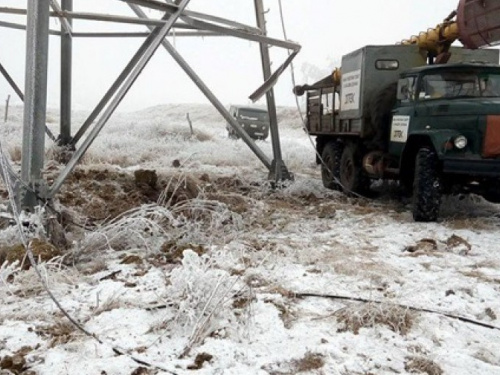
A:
[[0, 0, 301, 209], [20, 0, 51, 209], [48, 1, 193, 198]]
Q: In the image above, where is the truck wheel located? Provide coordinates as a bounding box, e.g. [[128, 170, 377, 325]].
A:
[[340, 142, 370, 194], [321, 141, 343, 190], [412, 147, 441, 222], [482, 182, 500, 203]]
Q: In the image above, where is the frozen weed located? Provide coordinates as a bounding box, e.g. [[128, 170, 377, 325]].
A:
[[263, 351, 325, 375], [156, 250, 249, 356], [293, 351, 325, 373], [75, 204, 175, 261], [336, 302, 414, 335], [91, 292, 124, 317], [74, 196, 243, 265], [171, 198, 243, 245], [404, 356, 443, 375], [12, 260, 77, 298], [0, 209, 47, 249], [0, 260, 21, 294], [36, 319, 80, 347], [158, 172, 199, 207], [78, 258, 108, 275]]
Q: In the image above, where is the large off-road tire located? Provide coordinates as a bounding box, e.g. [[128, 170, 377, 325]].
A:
[[412, 147, 441, 222], [369, 82, 398, 150], [321, 141, 343, 190], [339, 142, 370, 195], [482, 182, 500, 203], [482, 192, 500, 203]]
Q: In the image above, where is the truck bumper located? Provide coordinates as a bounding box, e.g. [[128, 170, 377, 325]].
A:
[[443, 157, 500, 177]]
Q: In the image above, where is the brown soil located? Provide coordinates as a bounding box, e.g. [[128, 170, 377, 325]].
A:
[[57, 168, 200, 223], [0, 238, 62, 270]]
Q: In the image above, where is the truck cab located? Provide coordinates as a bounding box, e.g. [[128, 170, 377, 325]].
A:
[[391, 63, 500, 219]]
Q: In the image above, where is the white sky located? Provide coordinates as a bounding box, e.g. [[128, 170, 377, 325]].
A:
[[0, 0, 465, 111]]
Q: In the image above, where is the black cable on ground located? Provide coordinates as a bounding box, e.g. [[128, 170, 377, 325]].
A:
[[294, 291, 500, 331]]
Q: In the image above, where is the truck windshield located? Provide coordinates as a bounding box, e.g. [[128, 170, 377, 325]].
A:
[[238, 109, 269, 122], [420, 71, 500, 99]]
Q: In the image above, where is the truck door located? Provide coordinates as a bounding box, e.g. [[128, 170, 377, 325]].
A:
[[389, 76, 417, 156]]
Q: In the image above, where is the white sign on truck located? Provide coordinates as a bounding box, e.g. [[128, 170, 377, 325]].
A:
[[341, 69, 361, 111], [390, 115, 410, 143]]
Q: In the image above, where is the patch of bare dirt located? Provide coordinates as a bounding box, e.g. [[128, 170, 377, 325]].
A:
[[57, 168, 201, 222], [187, 353, 213, 370], [205, 193, 248, 214]]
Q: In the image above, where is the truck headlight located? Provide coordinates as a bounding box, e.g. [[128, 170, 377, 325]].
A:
[[454, 135, 468, 149]]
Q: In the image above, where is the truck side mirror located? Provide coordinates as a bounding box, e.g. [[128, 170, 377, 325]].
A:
[[397, 78, 410, 101]]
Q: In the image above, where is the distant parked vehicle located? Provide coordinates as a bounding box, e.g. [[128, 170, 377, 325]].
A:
[[226, 105, 270, 140]]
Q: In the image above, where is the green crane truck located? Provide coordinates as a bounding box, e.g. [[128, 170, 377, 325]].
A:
[[294, 0, 500, 221], [294, 45, 500, 221]]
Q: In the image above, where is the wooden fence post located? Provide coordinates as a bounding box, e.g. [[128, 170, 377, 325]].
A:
[[186, 112, 194, 136], [4, 94, 10, 122]]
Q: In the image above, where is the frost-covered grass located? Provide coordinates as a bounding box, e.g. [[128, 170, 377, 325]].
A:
[[1, 104, 500, 375]]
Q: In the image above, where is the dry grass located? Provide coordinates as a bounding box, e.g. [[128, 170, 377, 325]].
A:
[[268, 300, 296, 329], [91, 294, 123, 316], [336, 302, 414, 335], [442, 217, 495, 231], [77, 259, 108, 275], [265, 351, 325, 375], [158, 173, 200, 206], [7, 145, 22, 162], [405, 356, 443, 375], [192, 130, 212, 142], [10, 260, 77, 298], [293, 351, 325, 373], [36, 320, 79, 347], [460, 269, 500, 284], [331, 259, 393, 278]]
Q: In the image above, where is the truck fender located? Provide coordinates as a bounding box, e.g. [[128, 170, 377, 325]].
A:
[[399, 130, 460, 185]]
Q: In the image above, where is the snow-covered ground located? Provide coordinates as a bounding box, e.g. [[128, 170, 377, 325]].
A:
[[1, 104, 500, 375]]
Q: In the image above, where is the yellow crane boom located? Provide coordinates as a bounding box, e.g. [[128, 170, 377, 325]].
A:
[[329, 0, 500, 85]]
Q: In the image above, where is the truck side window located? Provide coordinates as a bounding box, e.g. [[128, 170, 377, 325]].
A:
[[397, 76, 416, 102], [375, 60, 399, 70], [420, 74, 447, 99], [480, 74, 500, 97]]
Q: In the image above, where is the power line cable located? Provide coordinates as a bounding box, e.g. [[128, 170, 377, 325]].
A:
[[295, 291, 500, 331]]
